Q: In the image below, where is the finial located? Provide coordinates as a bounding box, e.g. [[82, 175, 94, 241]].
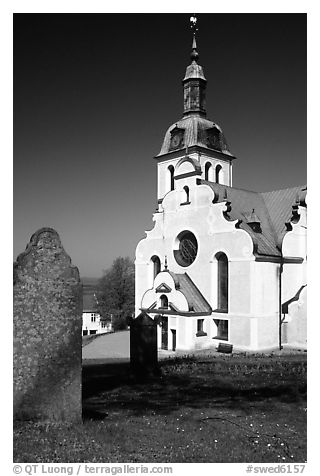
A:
[[164, 255, 168, 270], [190, 15, 199, 62], [190, 15, 198, 33]]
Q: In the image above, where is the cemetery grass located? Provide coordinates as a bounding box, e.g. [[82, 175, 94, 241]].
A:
[[13, 352, 307, 463]]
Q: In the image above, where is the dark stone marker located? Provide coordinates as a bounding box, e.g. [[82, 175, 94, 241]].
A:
[[130, 312, 160, 379], [13, 228, 82, 422]]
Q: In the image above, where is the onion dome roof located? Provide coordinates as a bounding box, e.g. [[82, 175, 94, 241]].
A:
[[157, 115, 232, 157]]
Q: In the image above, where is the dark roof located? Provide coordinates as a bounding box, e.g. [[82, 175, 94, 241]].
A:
[[157, 115, 233, 157], [261, 187, 307, 244], [201, 180, 307, 257], [168, 271, 212, 314]]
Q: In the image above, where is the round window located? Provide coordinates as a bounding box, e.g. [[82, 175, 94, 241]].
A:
[[174, 231, 198, 267]]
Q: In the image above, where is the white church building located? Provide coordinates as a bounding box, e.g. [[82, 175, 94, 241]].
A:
[[135, 29, 307, 353]]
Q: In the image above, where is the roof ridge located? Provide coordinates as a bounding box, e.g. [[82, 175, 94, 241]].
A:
[[261, 184, 307, 195], [202, 180, 259, 195]]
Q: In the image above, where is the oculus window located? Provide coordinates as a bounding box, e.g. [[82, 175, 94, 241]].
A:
[[174, 230, 198, 267]]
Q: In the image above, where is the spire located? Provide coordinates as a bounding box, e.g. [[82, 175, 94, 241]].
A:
[[183, 15, 207, 117], [190, 19, 199, 62]]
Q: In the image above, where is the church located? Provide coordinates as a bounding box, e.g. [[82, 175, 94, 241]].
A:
[[135, 22, 307, 352]]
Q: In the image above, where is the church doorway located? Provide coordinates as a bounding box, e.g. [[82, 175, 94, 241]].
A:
[[161, 316, 168, 350], [171, 329, 176, 351]]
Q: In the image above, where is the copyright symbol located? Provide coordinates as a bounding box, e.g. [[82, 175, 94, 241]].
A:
[[13, 466, 22, 474]]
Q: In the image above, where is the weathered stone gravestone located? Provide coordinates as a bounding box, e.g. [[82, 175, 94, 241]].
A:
[[13, 228, 82, 422], [130, 312, 160, 379]]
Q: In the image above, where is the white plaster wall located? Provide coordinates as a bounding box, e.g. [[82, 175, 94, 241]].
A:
[[136, 182, 256, 322], [227, 315, 251, 348], [282, 207, 307, 259], [281, 207, 307, 348], [177, 316, 188, 349], [141, 272, 189, 311], [175, 160, 195, 175], [282, 207, 307, 304], [229, 261, 251, 314], [256, 313, 279, 350], [282, 263, 306, 304], [157, 158, 180, 200], [135, 177, 306, 351], [286, 286, 307, 347], [250, 262, 279, 316], [82, 312, 109, 334], [157, 151, 232, 201]]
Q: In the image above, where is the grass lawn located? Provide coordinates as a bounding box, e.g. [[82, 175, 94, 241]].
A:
[[13, 351, 307, 463]]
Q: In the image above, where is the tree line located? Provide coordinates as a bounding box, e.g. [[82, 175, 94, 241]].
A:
[[95, 256, 135, 331]]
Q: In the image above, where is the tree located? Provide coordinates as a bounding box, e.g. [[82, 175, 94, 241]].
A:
[[96, 257, 135, 331]]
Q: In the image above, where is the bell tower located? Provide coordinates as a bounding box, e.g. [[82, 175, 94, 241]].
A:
[[155, 16, 236, 203]]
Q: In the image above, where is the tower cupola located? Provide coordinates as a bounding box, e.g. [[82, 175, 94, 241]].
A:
[[183, 24, 207, 116]]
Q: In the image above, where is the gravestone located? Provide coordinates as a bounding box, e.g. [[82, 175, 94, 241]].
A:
[[13, 228, 82, 422], [217, 342, 233, 354], [130, 312, 160, 379]]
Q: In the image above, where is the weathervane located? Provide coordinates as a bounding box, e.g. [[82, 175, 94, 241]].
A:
[[190, 15, 198, 35], [189, 14, 199, 61]]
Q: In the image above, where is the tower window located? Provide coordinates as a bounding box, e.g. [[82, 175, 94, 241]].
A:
[[181, 186, 190, 205], [215, 165, 222, 184], [205, 162, 212, 181], [160, 295, 168, 309], [151, 255, 161, 280], [215, 252, 228, 312], [168, 165, 175, 191], [207, 128, 220, 150]]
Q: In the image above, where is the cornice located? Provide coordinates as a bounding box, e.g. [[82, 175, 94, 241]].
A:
[[154, 145, 237, 163]]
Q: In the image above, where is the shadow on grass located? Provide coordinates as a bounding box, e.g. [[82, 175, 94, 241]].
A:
[[82, 358, 306, 421]]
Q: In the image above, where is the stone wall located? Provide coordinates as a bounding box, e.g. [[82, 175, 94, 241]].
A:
[[13, 228, 82, 422]]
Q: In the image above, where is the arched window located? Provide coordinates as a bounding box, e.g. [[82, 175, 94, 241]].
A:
[[151, 255, 161, 279], [216, 252, 228, 312], [183, 185, 190, 203], [215, 164, 222, 184], [205, 162, 212, 181], [168, 165, 174, 191], [160, 295, 168, 309]]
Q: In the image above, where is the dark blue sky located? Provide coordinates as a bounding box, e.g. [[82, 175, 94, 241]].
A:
[[13, 13, 306, 277]]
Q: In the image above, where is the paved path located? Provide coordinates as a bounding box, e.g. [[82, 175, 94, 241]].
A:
[[82, 331, 130, 361], [82, 330, 179, 364], [83, 330, 307, 365]]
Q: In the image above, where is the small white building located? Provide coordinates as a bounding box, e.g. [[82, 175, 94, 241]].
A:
[[135, 32, 307, 353], [82, 288, 112, 336]]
